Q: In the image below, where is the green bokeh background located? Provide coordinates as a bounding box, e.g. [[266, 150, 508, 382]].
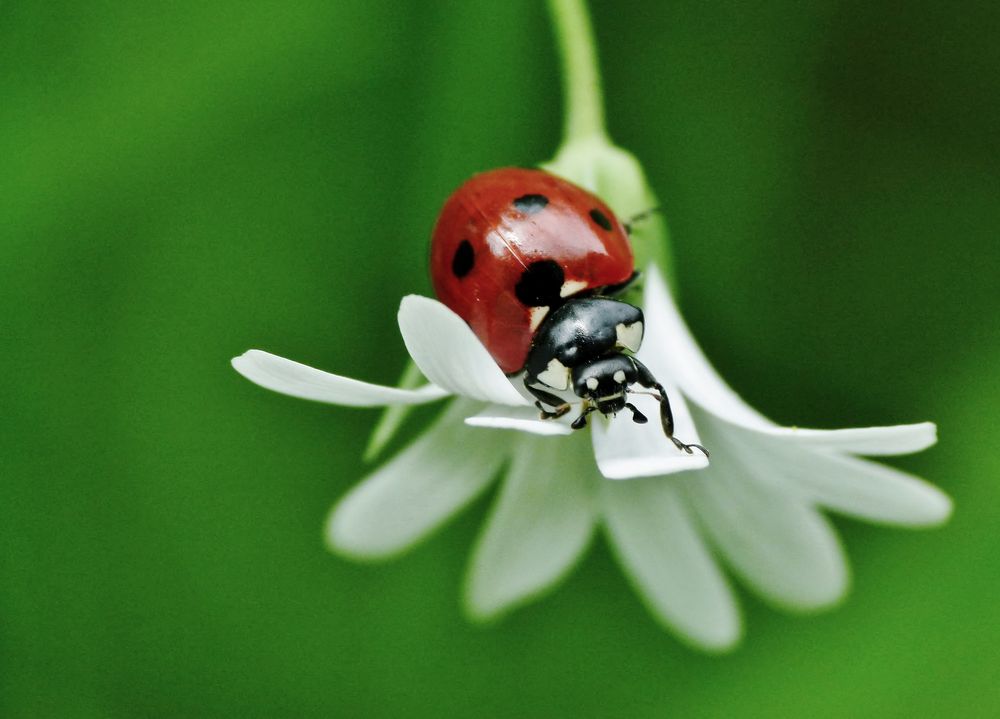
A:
[[3, 1, 998, 716]]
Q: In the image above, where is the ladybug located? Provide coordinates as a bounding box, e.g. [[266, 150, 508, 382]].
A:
[[430, 167, 706, 455]]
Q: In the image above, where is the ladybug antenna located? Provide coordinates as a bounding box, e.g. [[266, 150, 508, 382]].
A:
[[623, 206, 661, 234]]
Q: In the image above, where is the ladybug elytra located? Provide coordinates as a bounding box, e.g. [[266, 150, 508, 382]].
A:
[[430, 167, 706, 455]]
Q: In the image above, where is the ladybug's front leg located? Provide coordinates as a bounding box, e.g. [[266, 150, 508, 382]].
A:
[[629, 358, 710, 457], [524, 381, 572, 420]]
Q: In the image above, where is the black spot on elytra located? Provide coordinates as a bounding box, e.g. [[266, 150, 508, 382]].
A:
[[452, 240, 475, 278], [513, 194, 549, 214], [515, 259, 564, 307], [589, 208, 612, 231]]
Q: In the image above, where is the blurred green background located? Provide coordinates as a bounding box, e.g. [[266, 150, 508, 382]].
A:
[[2, 1, 998, 716]]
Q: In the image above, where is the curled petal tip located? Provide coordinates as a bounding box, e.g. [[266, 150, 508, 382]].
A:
[[397, 296, 527, 406]]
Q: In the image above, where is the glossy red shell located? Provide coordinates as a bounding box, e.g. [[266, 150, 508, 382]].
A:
[[430, 167, 635, 374]]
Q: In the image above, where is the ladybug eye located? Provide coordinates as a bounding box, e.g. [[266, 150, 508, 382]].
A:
[[513, 194, 549, 214], [589, 208, 613, 231], [515, 259, 564, 307], [451, 240, 475, 278]]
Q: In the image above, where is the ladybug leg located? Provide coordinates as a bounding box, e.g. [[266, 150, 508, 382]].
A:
[[535, 401, 572, 420], [624, 402, 648, 424], [629, 358, 710, 457], [571, 404, 598, 430], [525, 383, 572, 420]]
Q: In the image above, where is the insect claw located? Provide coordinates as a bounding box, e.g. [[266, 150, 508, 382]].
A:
[[669, 437, 710, 458]]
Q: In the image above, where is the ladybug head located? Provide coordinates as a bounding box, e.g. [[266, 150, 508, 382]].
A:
[[572, 355, 635, 417]]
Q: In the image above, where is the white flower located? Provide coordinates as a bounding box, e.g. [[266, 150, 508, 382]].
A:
[[231, 265, 950, 651]]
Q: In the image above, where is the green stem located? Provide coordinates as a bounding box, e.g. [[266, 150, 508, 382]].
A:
[[546, 0, 608, 143]]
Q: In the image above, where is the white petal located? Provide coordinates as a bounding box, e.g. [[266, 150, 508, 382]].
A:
[[600, 476, 741, 651], [684, 425, 849, 611], [743, 422, 937, 456], [643, 267, 938, 459], [641, 266, 772, 429], [590, 391, 708, 480], [742, 438, 951, 526], [231, 350, 448, 407], [795, 454, 952, 527], [326, 401, 507, 558], [465, 404, 573, 436], [687, 414, 849, 609], [398, 295, 527, 406], [464, 433, 597, 619]]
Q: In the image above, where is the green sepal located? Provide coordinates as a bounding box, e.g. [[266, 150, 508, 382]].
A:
[[363, 360, 424, 462], [542, 137, 676, 294]]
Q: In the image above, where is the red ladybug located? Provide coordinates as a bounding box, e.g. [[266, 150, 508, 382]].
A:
[[431, 167, 634, 373], [430, 167, 706, 455]]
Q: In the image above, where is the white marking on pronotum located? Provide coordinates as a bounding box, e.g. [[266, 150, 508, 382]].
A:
[[615, 321, 643, 352], [559, 279, 588, 298], [537, 358, 570, 390], [612, 370, 627, 384], [598, 392, 624, 402], [586, 377, 599, 391], [529, 306, 550, 332]]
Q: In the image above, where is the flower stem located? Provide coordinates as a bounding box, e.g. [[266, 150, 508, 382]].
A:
[[543, 0, 673, 281], [546, 0, 608, 143]]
